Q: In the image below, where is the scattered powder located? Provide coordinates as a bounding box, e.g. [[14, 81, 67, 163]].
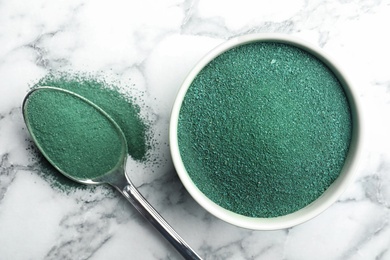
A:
[[24, 88, 123, 180], [178, 42, 352, 218]]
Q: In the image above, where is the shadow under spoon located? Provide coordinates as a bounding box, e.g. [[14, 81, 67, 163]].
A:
[[22, 86, 202, 260]]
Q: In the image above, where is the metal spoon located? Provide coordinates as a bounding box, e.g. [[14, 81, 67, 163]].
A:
[[22, 86, 202, 260]]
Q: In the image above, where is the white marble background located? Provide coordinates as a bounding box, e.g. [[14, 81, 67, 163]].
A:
[[1, 0, 390, 259]]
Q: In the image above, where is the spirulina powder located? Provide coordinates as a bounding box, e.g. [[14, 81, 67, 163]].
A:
[[178, 42, 352, 218], [25, 88, 123, 180], [28, 73, 149, 188], [34, 73, 149, 161]]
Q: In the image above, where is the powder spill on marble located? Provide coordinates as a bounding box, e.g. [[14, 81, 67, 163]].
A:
[[178, 42, 352, 218], [24, 88, 123, 180]]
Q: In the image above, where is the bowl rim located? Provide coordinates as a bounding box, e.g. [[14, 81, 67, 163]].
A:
[[169, 33, 363, 230]]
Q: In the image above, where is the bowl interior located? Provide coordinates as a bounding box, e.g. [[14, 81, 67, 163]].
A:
[[169, 34, 362, 230]]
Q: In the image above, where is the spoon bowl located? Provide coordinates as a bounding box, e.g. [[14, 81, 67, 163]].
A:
[[23, 86, 202, 259]]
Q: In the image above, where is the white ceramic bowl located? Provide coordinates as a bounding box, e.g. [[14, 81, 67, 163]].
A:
[[169, 34, 362, 230]]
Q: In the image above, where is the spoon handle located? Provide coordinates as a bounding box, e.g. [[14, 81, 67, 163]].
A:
[[118, 182, 202, 260]]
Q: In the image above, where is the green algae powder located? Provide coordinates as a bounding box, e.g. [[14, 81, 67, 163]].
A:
[[177, 42, 352, 218], [34, 73, 149, 161], [24, 88, 123, 180], [26, 73, 150, 188]]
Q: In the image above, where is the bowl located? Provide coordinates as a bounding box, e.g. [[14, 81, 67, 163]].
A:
[[169, 34, 362, 230]]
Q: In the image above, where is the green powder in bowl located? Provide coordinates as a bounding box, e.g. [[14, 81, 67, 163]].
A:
[[170, 34, 362, 230]]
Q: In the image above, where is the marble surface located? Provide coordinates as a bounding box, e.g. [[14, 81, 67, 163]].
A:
[[1, 0, 390, 259]]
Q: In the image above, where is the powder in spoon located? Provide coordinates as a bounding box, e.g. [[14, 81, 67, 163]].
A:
[[24, 88, 123, 180], [28, 73, 151, 189], [33, 73, 149, 161], [178, 42, 352, 218]]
